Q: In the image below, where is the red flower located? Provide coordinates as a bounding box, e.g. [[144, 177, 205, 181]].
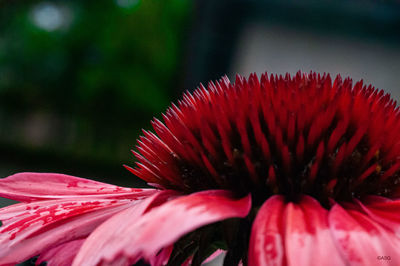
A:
[[1, 72, 400, 265]]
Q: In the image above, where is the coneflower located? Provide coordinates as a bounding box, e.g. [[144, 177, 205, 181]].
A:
[[1, 72, 400, 265]]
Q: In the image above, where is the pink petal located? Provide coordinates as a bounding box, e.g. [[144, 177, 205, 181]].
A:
[[249, 195, 345, 266], [148, 245, 173, 266], [284, 196, 345, 266], [0, 172, 155, 202], [249, 195, 286, 266], [182, 256, 192, 266], [73, 190, 251, 266], [0, 198, 134, 265], [329, 203, 400, 266], [355, 198, 400, 236], [203, 249, 225, 264], [72, 190, 179, 266], [175, 249, 225, 266], [36, 238, 85, 266]]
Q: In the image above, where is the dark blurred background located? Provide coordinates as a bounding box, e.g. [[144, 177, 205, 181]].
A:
[[1, 0, 400, 208]]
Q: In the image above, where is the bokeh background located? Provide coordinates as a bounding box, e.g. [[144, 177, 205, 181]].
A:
[[0, 0, 400, 264], [1, 0, 400, 221]]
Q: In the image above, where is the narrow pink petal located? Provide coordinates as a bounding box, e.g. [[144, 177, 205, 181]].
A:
[[249, 195, 286, 266], [0, 198, 134, 265], [355, 198, 400, 236], [148, 245, 173, 266], [169, 248, 224, 266], [36, 238, 85, 266], [182, 256, 192, 266], [73, 190, 251, 266], [284, 196, 345, 266], [0, 172, 155, 202], [203, 249, 225, 264], [329, 204, 400, 266], [173, 249, 224, 266]]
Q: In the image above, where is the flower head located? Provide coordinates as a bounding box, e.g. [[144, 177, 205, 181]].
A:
[[1, 71, 400, 266], [131, 72, 400, 205]]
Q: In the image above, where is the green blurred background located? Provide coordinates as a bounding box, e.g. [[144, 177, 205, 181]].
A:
[[0, 0, 191, 189], [0, 0, 399, 195]]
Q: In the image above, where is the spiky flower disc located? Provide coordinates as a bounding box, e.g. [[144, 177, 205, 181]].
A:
[[129, 72, 400, 206]]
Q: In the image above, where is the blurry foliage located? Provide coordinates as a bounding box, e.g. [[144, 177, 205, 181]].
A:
[[0, 0, 191, 164]]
